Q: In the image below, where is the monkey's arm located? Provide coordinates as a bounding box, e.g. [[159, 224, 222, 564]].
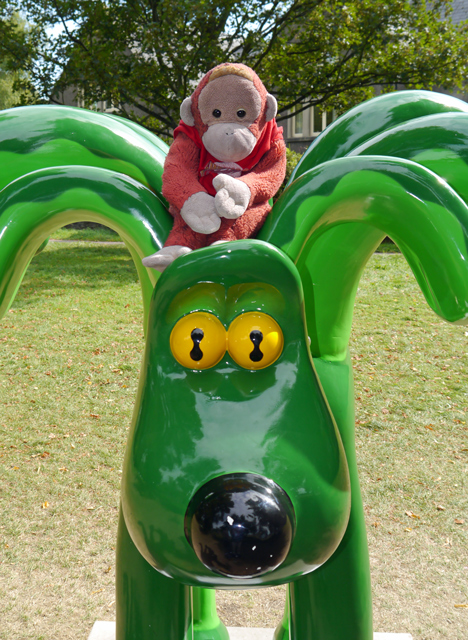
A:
[[162, 133, 220, 233], [240, 139, 287, 204], [162, 133, 205, 209]]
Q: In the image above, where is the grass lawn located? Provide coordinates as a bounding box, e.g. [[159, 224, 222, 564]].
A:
[[51, 225, 120, 243], [0, 231, 466, 640]]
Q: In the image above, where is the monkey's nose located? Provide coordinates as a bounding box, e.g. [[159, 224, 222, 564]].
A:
[[185, 473, 295, 578]]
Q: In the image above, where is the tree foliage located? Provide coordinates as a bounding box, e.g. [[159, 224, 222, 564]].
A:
[[0, 12, 35, 109], [0, 72, 20, 110], [1, 0, 467, 135]]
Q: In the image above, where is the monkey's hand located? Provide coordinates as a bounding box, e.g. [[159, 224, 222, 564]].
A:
[[213, 174, 251, 219], [180, 192, 221, 234]]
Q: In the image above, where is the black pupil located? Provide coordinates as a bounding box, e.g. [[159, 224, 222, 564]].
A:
[[237, 109, 246, 118], [213, 109, 221, 118], [190, 328, 204, 361], [249, 330, 264, 362]]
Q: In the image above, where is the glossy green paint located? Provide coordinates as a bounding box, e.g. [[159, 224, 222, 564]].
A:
[[1, 91, 468, 640], [0, 105, 172, 331], [116, 506, 192, 640], [259, 94, 468, 639], [290, 90, 468, 184], [0, 165, 172, 329], [256, 352, 373, 640], [348, 112, 468, 203], [121, 241, 351, 588], [191, 588, 229, 640], [0, 106, 168, 195], [261, 155, 468, 361], [295, 354, 373, 640]]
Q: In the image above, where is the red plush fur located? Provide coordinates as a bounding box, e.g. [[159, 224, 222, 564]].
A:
[[162, 63, 286, 251]]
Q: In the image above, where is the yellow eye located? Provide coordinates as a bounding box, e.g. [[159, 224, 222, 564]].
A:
[[170, 312, 226, 370], [227, 312, 283, 370]]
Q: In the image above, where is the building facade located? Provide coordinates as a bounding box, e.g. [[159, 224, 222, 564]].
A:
[[281, 106, 335, 154]]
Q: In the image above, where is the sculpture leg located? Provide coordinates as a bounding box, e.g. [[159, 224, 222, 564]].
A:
[[193, 588, 229, 640], [273, 590, 289, 640], [116, 507, 192, 640], [286, 355, 373, 640], [288, 497, 372, 640]]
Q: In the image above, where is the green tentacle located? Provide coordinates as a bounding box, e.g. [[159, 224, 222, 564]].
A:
[[290, 90, 468, 183], [348, 112, 468, 203], [0, 106, 167, 196], [100, 112, 170, 155], [260, 156, 468, 360], [0, 166, 172, 328]]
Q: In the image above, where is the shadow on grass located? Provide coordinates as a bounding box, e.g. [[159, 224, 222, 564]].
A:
[[16, 243, 140, 307], [59, 226, 119, 242], [375, 239, 401, 253]]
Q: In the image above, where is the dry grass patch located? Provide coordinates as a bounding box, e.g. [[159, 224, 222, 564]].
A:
[[0, 241, 466, 639]]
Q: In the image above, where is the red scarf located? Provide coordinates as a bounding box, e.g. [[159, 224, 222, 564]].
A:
[[174, 120, 283, 195]]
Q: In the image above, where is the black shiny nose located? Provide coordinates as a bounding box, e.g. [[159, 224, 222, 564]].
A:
[[185, 473, 295, 578]]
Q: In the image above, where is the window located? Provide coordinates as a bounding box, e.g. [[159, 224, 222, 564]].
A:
[[293, 109, 304, 136], [311, 107, 335, 135], [288, 105, 336, 139], [312, 107, 322, 135], [76, 96, 116, 113]]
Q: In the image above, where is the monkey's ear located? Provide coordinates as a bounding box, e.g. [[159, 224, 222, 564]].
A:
[[265, 94, 277, 122], [180, 97, 195, 126]]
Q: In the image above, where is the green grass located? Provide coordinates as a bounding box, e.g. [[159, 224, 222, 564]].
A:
[[0, 240, 142, 639], [0, 239, 466, 639], [50, 225, 120, 242], [352, 254, 467, 638]]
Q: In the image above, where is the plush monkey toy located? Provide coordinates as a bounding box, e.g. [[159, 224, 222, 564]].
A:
[[143, 63, 287, 270]]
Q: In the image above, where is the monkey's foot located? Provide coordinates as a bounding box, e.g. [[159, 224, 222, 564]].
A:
[[142, 245, 192, 271]]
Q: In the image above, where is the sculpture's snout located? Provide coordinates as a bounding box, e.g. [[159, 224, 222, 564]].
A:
[[185, 473, 295, 578]]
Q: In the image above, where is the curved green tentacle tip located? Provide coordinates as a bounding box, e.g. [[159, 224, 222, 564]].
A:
[[0, 105, 167, 197], [291, 90, 468, 183], [347, 111, 468, 204], [0, 165, 172, 328]]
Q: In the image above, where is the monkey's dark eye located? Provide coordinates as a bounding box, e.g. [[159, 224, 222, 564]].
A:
[[212, 109, 222, 118], [237, 109, 246, 118]]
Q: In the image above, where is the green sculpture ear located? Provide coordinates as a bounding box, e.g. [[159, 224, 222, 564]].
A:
[[289, 89, 468, 184], [261, 155, 468, 360], [0, 106, 173, 331], [260, 91, 468, 361], [0, 166, 172, 331]]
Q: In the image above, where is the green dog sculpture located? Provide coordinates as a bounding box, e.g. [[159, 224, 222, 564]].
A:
[[1, 89, 468, 640]]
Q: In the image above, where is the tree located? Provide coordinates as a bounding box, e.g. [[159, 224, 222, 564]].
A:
[[1, 0, 467, 136], [0, 67, 19, 110], [0, 11, 36, 109]]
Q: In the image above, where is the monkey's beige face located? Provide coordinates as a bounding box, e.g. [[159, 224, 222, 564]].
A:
[[199, 76, 262, 127], [198, 75, 262, 162]]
